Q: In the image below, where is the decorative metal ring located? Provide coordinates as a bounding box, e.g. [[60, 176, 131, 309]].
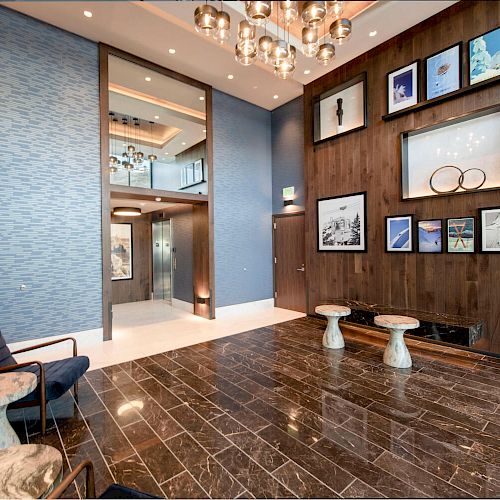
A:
[[458, 168, 487, 191], [429, 165, 487, 194]]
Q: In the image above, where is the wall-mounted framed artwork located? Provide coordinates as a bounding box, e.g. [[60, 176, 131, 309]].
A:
[[417, 219, 443, 253], [385, 215, 414, 252], [446, 217, 475, 253], [317, 191, 367, 252], [400, 104, 500, 200], [387, 60, 419, 114], [425, 42, 462, 100], [479, 206, 500, 253], [313, 72, 367, 145], [469, 26, 500, 85], [180, 159, 205, 189], [193, 158, 204, 183], [111, 223, 133, 280]]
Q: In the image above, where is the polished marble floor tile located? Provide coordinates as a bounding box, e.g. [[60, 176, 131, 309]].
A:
[[10, 317, 500, 498]]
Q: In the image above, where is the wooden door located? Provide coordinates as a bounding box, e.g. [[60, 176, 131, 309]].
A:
[[273, 213, 307, 313]]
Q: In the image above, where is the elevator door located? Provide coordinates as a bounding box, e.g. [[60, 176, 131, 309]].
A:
[[152, 220, 172, 302]]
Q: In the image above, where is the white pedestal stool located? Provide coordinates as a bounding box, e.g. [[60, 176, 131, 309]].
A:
[[374, 315, 419, 368], [315, 305, 351, 349]]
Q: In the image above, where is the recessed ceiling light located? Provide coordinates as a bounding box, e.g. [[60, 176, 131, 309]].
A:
[[123, 143, 127, 147], [253, 85, 258, 89], [83, 10, 92, 18], [199, 96, 205, 101], [145, 76, 152, 82], [168, 48, 176, 54], [273, 95, 279, 99], [304, 69, 311, 75], [182, 142, 186, 145], [369, 30, 377, 37], [164, 152, 169, 155], [155, 197, 162, 202], [227, 74, 234, 80], [154, 115, 159, 120], [203, 129, 207, 133]]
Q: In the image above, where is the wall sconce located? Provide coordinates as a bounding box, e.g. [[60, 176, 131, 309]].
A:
[[283, 186, 295, 206], [196, 297, 208, 304]]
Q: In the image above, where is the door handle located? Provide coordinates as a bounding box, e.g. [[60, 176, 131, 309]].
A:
[[296, 265, 305, 272]]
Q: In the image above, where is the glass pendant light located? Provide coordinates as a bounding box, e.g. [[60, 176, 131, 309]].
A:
[[194, 3, 218, 36], [258, 34, 273, 63], [279, 1, 298, 25], [269, 39, 290, 66], [214, 9, 230, 44], [275, 45, 296, 79], [238, 20, 256, 42], [327, 1, 344, 18], [301, 1, 327, 28], [245, 1, 272, 26], [302, 26, 319, 57], [330, 18, 352, 45], [316, 42, 335, 65], [148, 122, 157, 162], [235, 44, 257, 65]]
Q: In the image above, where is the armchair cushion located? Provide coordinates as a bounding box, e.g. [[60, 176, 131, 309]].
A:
[[100, 484, 161, 499], [15, 356, 89, 402], [0, 332, 16, 368]]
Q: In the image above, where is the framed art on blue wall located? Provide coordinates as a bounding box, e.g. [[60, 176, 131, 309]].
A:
[[425, 43, 462, 99], [469, 27, 500, 85], [387, 61, 419, 114]]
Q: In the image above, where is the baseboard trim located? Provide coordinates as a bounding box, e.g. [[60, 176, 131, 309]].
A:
[[172, 298, 194, 313], [215, 298, 274, 318]]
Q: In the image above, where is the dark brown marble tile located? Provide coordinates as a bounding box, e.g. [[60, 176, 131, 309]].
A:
[[272, 460, 338, 498], [161, 471, 208, 499], [74, 381, 105, 417], [118, 360, 152, 381], [134, 395, 183, 441], [450, 465, 500, 498], [341, 479, 384, 498], [139, 377, 182, 411], [85, 369, 114, 393], [166, 432, 210, 470], [169, 383, 225, 421], [98, 388, 143, 427], [215, 446, 296, 498]]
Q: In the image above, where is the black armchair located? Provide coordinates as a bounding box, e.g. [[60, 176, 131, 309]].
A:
[[48, 460, 160, 499], [0, 331, 89, 434]]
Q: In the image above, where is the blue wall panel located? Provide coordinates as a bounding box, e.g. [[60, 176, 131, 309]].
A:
[[0, 8, 102, 342], [271, 96, 305, 214], [212, 90, 273, 307]]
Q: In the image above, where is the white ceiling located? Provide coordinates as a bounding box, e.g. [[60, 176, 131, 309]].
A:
[[110, 197, 177, 214], [3, 1, 457, 110]]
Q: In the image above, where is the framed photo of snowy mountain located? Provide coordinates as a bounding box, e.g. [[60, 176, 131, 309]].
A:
[[385, 215, 414, 252], [317, 192, 367, 252], [387, 61, 419, 114], [469, 27, 500, 85], [479, 207, 500, 252], [417, 220, 443, 253]]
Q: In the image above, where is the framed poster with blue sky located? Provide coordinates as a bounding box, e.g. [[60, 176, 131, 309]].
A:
[[425, 43, 462, 100], [469, 27, 500, 85], [387, 61, 419, 114], [385, 215, 414, 252]]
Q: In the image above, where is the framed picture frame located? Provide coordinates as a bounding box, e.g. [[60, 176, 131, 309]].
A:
[[111, 223, 133, 280], [193, 158, 204, 183], [317, 191, 367, 252], [469, 26, 500, 85], [313, 72, 367, 145], [446, 217, 475, 253], [479, 206, 500, 253], [425, 42, 462, 100], [387, 60, 419, 114], [385, 215, 414, 252], [417, 219, 443, 253]]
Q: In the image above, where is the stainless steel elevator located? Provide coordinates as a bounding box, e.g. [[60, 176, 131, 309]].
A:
[[152, 220, 172, 302]]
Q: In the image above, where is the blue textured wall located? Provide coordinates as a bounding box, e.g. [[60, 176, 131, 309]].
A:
[[0, 7, 102, 342], [271, 96, 305, 214], [212, 90, 273, 307]]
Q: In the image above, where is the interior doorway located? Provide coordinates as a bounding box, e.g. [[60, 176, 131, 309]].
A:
[[152, 220, 172, 302], [273, 213, 307, 313]]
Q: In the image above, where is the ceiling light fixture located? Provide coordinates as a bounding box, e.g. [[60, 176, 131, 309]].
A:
[[168, 48, 176, 54], [154, 115, 159, 120], [302, 26, 319, 57], [316, 42, 335, 65], [155, 197, 162, 202], [279, 1, 298, 25], [194, 3, 218, 36], [147, 121, 157, 162], [214, 8, 230, 44], [330, 18, 352, 45], [83, 10, 92, 18], [258, 34, 273, 63], [182, 142, 186, 145], [113, 207, 141, 217], [273, 94, 279, 99], [369, 30, 377, 37], [227, 74, 234, 79], [327, 1, 344, 18], [145, 76, 151, 82], [301, 1, 327, 27], [199, 96, 205, 101], [245, 1, 272, 26], [304, 69, 311, 75]]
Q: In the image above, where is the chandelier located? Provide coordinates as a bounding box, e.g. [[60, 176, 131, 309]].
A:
[[192, 1, 353, 79]]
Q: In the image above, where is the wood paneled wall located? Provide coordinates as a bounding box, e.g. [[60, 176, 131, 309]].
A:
[[111, 213, 152, 305], [304, 1, 500, 353]]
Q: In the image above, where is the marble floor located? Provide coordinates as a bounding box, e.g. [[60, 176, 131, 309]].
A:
[[8, 316, 500, 499]]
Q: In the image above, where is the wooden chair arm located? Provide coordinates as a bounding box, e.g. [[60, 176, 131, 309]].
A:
[[48, 459, 96, 499], [11, 337, 77, 357]]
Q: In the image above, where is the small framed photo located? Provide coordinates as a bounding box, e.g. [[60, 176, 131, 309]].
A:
[[479, 206, 500, 252], [317, 191, 367, 252], [387, 61, 419, 114], [446, 217, 475, 253], [425, 43, 462, 100], [417, 219, 443, 253], [111, 223, 133, 280], [469, 27, 500, 85], [385, 215, 414, 252]]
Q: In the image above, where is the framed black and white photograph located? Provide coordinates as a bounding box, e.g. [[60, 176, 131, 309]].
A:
[[469, 27, 500, 85], [417, 219, 443, 253], [313, 73, 367, 144], [385, 215, 414, 252], [193, 158, 204, 183], [317, 192, 367, 252], [387, 61, 419, 114], [111, 223, 133, 280], [446, 217, 475, 253], [479, 206, 500, 252], [425, 43, 462, 100]]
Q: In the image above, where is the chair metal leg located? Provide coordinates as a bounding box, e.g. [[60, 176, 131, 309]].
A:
[[40, 401, 47, 435], [74, 381, 79, 403]]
